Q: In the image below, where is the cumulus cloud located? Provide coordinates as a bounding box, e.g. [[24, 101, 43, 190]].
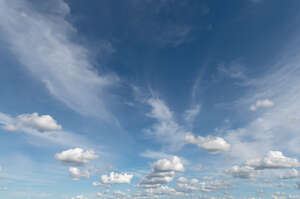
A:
[[139, 156, 185, 188], [244, 151, 300, 170], [100, 172, 133, 184], [0, 0, 118, 121], [184, 133, 230, 154], [55, 148, 99, 166], [1, 112, 61, 132], [250, 99, 275, 111], [227, 165, 255, 179], [69, 167, 90, 181]]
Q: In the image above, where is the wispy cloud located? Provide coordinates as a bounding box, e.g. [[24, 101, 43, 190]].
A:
[[0, 0, 118, 122]]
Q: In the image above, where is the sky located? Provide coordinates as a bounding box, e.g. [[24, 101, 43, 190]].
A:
[[0, 0, 300, 198]]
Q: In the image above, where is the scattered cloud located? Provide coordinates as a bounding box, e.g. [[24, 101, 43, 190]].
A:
[[69, 167, 90, 181], [55, 148, 99, 166], [250, 99, 275, 111], [226, 165, 255, 179], [100, 172, 133, 184], [185, 133, 230, 154]]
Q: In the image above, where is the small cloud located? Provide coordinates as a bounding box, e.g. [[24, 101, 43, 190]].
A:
[[250, 99, 275, 111], [69, 167, 90, 181], [101, 172, 133, 184], [55, 148, 99, 166], [184, 133, 230, 154]]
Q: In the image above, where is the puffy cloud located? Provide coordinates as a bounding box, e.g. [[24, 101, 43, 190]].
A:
[[227, 165, 255, 179], [69, 167, 90, 181], [101, 172, 133, 184], [250, 99, 275, 111], [279, 169, 299, 179], [244, 151, 300, 170], [139, 156, 185, 188], [152, 156, 185, 172], [55, 148, 99, 166], [1, 112, 61, 132], [185, 133, 230, 154]]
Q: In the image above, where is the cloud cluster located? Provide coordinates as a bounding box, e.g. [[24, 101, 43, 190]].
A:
[[1, 112, 61, 132], [185, 133, 230, 154], [227, 165, 255, 179], [101, 172, 133, 184], [279, 169, 300, 179], [139, 156, 185, 188], [175, 177, 199, 192], [55, 148, 99, 166], [250, 99, 275, 111]]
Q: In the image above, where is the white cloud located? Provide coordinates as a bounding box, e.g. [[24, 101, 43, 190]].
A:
[[139, 156, 185, 188], [244, 151, 299, 170], [69, 167, 90, 181], [0, 187, 8, 191], [0, 0, 117, 121], [175, 177, 200, 193], [227, 165, 255, 179], [250, 99, 275, 111], [55, 148, 99, 166], [101, 172, 133, 184], [71, 195, 88, 199], [185, 133, 230, 154], [279, 169, 299, 179], [144, 98, 186, 151], [1, 112, 61, 132]]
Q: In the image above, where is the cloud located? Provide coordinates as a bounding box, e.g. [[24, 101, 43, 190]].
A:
[[279, 169, 299, 179], [71, 195, 88, 199], [226, 165, 255, 179], [175, 177, 200, 193], [140, 150, 174, 160], [1, 112, 61, 132], [55, 148, 99, 166], [250, 99, 275, 111], [184, 133, 230, 154], [183, 104, 201, 123], [139, 156, 185, 188], [244, 151, 299, 170], [100, 172, 133, 184], [144, 98, 186, 151], [0, 0, 118, 121], [69, 167, 90, 181]]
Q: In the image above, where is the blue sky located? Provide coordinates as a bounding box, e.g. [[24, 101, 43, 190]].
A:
[[1, 0, 300, 198]]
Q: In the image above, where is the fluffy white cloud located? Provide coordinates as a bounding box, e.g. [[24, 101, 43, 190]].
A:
[[250, 99, 275, 111], [1, 112, 61, 132], [227, 165, 255, 179], [244, 151, 300, 170], [152, 156, 185, 172], [55, 148, 99, 166], [185, 133, 230, 154], [101, 172, 133, 184], [69, 167, 90, 181], [139, 156, 185, 188], [0, 0, 117, 121]]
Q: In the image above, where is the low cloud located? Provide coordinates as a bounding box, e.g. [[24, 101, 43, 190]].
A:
[[55, 148, 99, 166]]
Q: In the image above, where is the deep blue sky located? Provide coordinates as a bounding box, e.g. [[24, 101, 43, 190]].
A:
[[1, 0, 300, 198]]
